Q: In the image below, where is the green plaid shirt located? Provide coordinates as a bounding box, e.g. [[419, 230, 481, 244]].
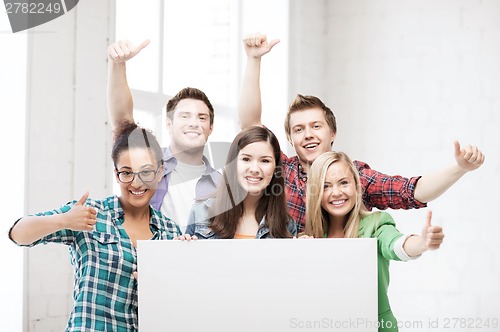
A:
[[11, 195, 180, 331]]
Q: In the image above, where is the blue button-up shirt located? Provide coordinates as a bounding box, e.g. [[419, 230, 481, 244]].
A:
[[149, 147, 221, 211]]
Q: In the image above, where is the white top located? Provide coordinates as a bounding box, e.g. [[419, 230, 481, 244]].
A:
[[161, 160, 206, 233]]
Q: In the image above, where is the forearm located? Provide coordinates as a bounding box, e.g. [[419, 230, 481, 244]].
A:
[[107, 61, 134, 130], [356, 161, 426, 210], [238, 56, 263, 129], [414, 164, 468, 203], [10, 214, 66, 245], [402, 235, 427, 257]]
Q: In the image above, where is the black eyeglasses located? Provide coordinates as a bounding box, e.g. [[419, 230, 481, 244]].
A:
[[115, 166, 162, 183]]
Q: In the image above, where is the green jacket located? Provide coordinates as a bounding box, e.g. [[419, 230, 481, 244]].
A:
[[358, 212, 407, 332]]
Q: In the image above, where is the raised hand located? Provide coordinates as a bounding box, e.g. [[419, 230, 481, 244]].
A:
[[454, 140, 485, 172], [421, 211, 444, 250], [242, 32, 280, 59], [107, 39, 150, 63], [63, 192, 97, 232]]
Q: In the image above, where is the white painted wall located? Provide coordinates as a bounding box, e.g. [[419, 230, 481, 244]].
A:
[[286, 1, 500, 331], [8, 0, 499, 331], [0, 12, 26, 332], [22, 1, 113, 330]]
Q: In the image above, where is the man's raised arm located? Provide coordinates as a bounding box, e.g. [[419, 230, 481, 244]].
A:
[[238, 33, 279, 129], [358, 141, 485, 211]]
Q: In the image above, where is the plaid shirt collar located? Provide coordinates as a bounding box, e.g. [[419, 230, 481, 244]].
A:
[[106, 196, 162, 234]]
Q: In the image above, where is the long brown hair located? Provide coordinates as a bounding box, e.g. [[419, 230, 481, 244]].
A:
[[305, 152, 369, 238], [209, 126, 292, 238]]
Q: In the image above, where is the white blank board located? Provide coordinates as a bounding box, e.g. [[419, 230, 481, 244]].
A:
[[137, 238, 377, 332]]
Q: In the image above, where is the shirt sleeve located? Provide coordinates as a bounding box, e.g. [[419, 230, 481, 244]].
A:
[[354, 160, 427, 211], [373, 212, 406, 262], [9, 201, 79, 247], [287, 218, 298, 237], [280, 150, 290, 164], [167, 220, 182, 238], [393, 234, 421, 261], [190, 201, 215, 239], [184, 210, 196, 236]]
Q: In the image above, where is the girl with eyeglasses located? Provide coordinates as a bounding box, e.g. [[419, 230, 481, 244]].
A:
[[8, 122, 180, 332]]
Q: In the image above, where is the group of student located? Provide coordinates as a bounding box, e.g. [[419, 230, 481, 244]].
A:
[[8, 33, 485, 331]]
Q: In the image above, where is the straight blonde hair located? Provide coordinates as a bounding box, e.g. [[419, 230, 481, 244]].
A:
[[305, 152, 369, 238]]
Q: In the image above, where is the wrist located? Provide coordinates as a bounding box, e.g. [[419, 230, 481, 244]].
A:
[[108, 60, 126, 69], [55, 213, 68, 230], [417, 236, 429, 253], [403, 235, 426, 257], [247, 56, 262, 64], [452, 163, 469, 176]]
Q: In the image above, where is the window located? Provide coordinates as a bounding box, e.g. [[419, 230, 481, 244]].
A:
[[115, 0, 241, 152], [115, 0, 289, 160]]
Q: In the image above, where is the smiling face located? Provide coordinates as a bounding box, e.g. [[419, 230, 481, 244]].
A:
[[320, 161, 357, 225], [115, 147, 163, 209], [236, 141, 276, 197], [288, 108, 336, 172], [167, 98, 213, 154]]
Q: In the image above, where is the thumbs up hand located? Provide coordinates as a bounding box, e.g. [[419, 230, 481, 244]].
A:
[[421, 210, 445, 251], [107, 39, 151, 63], [242, 32, 280, 59], [454, 140, 485, 172], [63, 192, 97, 232]]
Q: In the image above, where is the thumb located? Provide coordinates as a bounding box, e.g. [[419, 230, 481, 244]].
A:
[[76, 191, 89, 206], [453, 140, 462, 158], [136, 39, 150, 52], [425, 210, 432, 229], [268, 38, 280, 49]]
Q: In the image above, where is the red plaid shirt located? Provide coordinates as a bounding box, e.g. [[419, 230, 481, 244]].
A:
[[281, 152, 427, 232]]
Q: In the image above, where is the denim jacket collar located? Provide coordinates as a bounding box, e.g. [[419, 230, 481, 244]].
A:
[[150, 147, 221, 210]]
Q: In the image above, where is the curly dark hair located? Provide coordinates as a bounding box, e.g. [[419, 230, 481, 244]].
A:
[[111, 121, 163, 167]]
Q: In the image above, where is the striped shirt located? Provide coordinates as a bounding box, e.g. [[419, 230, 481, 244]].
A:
[[10, 195, 180, 331]]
